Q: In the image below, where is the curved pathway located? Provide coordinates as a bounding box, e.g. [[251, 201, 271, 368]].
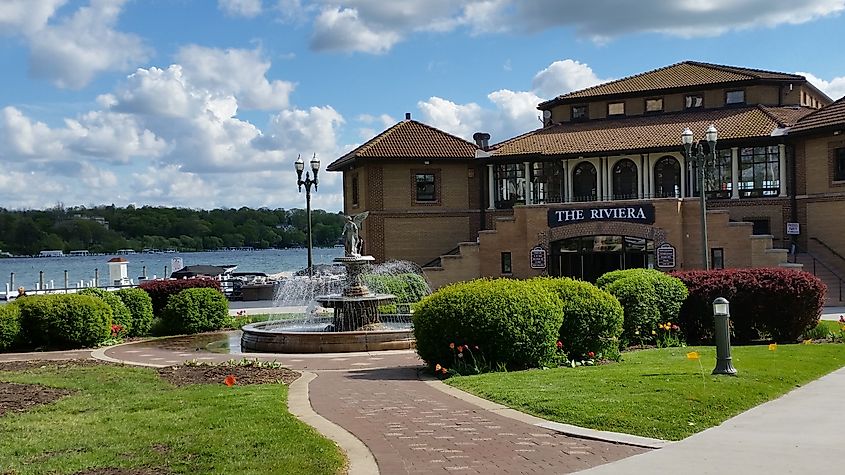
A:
[[4, 333, 648, 474]]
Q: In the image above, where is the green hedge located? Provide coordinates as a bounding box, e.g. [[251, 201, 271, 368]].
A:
[[115, 288, 155, 337], [0, 303, 22, 351], [598, 269, 688, 344], [413, 278, 563, 370], [533, 277, 623, 359], [364, 273, 430, 313], [162, 288, 229, 335], [17, 294, 112, 349], [78, 288, 133, 336]]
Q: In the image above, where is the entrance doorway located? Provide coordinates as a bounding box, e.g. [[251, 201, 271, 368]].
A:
[[551, 235, 655, 282]]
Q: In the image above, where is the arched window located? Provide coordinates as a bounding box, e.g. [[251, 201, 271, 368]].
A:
[[572, 162, 597, 202], [654, 156, 680, 198], [612, 159, 638, 200]]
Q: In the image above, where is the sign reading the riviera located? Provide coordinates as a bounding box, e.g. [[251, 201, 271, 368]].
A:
[[548, 204, 655, 227]]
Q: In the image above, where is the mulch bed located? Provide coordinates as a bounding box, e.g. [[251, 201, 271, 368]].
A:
[[157, 365, 300, 387], [0, 359, 299, 419]]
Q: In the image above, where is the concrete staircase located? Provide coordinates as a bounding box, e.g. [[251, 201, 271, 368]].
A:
[[792, 252, 845, 306]]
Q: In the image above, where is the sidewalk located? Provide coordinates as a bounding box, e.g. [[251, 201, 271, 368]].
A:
[[576, 365, 845, 474]]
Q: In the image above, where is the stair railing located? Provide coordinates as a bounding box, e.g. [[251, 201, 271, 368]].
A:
[[795, 243, 844, 302]]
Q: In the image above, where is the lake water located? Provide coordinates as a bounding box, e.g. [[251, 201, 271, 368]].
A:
[[0, 248, 345, 290]]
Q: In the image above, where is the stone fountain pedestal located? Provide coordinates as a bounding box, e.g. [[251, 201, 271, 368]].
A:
[[316, 255, 395, 332]]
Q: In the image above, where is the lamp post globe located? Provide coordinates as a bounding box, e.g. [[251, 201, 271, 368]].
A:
[[681, 127, 694, 146], [310, 154, 320, 172], [295, 155, 305, 172]]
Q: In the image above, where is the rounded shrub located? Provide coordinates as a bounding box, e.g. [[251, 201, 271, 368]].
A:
[[78, 288, 133, 336], [413, 278, 564, 370], [115, 288, 154, 336], [162, 287, 229, 335], [0, 302, 22, 351], [17, 294, 112, 349], [533, 277, 623, 359], [364, 272, 431, 313], [605, 276, 660, 343], [139, 278, 222, 317]]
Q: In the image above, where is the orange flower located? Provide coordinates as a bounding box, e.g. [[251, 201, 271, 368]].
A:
[[449, 342, 455, 349], [435, 364, 442, 372], [223, 374, 237, 387], [686, 351, 700, 360], [441, 367, 448, 374]]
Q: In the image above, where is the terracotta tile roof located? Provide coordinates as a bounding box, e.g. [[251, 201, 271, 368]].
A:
[[491, 106, 803, 158], [789, 96, 845, 134], [327, 119, 477, 171], [539, 61, 805, 106]]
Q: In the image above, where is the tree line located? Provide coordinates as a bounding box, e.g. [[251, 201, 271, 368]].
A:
[[0, 205, 346, 256]]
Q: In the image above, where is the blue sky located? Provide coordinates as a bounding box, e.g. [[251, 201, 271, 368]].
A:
[[1, 0, 844, 212]]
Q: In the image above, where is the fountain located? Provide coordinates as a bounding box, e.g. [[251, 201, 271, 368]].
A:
[[241, 213, 423, 353]]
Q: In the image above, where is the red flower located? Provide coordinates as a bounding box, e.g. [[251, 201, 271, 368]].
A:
[[556, 340, 563, 349], [588, 351, 595, 358], [223, 374, 237, 387]]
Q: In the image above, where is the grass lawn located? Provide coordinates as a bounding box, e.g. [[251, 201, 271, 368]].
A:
[[0, 365, 345, 474], [447, 344, 845, 441]]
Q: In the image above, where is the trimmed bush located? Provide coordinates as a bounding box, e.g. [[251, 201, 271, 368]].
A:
[[597, 269, 688, 344], [364, 272, 430, 313], [161, 287, 229, 335], [0, 303, 22, 351], [115, 288, 155, 336], [673, 268, 825, 343], [413, 278, 564, 370], [140, 278, 222, 316], [78, 288, 132, 336], [17, 294, 111, 349], [534, 277, 623, 359]]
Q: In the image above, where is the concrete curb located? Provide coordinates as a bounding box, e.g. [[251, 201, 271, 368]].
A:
[[288, 371, 380, 475], [424, 378, 669, 450], [91, 342, 170, 368]]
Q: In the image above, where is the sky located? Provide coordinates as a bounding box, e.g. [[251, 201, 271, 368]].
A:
[[1, 0, 844, 213]]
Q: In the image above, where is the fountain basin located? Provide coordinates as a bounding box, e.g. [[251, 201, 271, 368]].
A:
[[241, 317, 415, 353]]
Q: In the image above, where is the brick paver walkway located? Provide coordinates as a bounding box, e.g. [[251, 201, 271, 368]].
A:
[[7, 332, 649, 474], [310, 367, 645, 474]]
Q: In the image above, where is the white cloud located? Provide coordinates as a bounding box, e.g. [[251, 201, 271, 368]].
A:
[[0, 0, 66, 36], [798, 72, 845, 100], [218, 0, 263, 17], [27, 0, 151, 89], [176, 45, 295, 110], [532, 60, 611, 100], [304, 0, 844, 54]]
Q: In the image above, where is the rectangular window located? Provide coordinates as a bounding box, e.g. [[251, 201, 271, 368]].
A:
[[493, 163, 526, 209], [607, 102, 625, 116], [711, 248, 725, 270], [705, 149, 733, 199], [726, 90, 745, 105], [571, 105, 588, 120], [351, 175, 359, 206], [835, 148, 845, 181], [645, 98, 664, 113], [739, 146, 780, 197], [685, 95, 703, 109], [501, 252, 512, 274], [415, 173, 436, 202]]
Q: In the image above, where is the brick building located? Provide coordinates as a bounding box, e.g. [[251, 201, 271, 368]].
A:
[[327, 62, 845, 303]]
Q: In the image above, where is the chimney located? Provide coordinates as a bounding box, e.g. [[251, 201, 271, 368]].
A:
[[405, 112, 411, 120], [473, 132, 491, 151]]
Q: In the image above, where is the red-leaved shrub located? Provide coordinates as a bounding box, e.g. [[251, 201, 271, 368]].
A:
[[672, 268, 825, 343], [139, 278, 222, 316]]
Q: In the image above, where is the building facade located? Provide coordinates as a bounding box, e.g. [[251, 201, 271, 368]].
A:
[[327, 62, 845, 303]]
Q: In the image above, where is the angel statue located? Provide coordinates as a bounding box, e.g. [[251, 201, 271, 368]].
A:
[[342, 211, 369, 257]]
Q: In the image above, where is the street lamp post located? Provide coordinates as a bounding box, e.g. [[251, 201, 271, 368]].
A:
[[682, 124, 718, 270], [295, 154, 320, 277]]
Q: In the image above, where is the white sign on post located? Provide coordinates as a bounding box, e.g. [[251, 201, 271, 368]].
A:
[[786, 222, 800, 235]]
